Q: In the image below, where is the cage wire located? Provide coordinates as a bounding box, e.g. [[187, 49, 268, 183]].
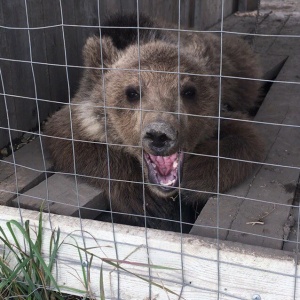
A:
[[0, 0, 300, 299]]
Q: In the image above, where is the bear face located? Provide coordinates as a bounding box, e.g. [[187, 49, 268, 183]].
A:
[[76, 37, 221, 197], [106, 41, 219, 196]]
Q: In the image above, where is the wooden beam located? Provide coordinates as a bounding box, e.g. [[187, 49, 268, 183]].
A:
[[0, 206, 298, 300], [238, 0, 258, 12], [268, 15, 300, 56], [0, 137, 105, 218], [0, 138, 52, 205], [12, 173, 106, 219]]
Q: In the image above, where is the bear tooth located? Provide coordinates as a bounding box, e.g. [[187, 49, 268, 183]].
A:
[[160, 179, 175, 186]]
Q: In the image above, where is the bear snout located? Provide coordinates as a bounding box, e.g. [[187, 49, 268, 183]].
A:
[[142, 122, 178, 155]]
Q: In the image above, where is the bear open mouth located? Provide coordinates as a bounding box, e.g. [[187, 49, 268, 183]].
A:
[[144, 151, 184, 191]]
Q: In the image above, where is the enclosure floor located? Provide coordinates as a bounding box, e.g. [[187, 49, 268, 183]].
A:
[[1, 5, 300, 252], [191, 4, 300, 251]]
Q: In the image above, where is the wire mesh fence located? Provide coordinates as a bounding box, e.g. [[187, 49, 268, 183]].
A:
[[0, 0, 300, 299]]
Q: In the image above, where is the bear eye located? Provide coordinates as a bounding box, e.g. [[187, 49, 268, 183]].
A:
[[181, 86, 196, 99], [125, 87, 140, 102]]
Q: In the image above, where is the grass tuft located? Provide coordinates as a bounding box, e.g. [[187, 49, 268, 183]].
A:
[[0, 213, 63, 300], [0, 212, 180, 300]]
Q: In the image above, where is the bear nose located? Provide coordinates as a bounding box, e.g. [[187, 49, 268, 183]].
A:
[[145, 131, 170, 148], [142, 122, 178, 154]]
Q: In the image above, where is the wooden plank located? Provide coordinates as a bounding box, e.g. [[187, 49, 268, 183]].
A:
[[12, 173, 106, 219], [209, 9, 289, 53], [190, 53, 290, 241], [0, 138, 52, 205], [26, 0, 54, 123], [98, 0, 126, 21], [238, 0, 258, 11], [0, 12, 18, 144], [179, 0, 195, 28], [0, 206, 298, 300], [0, 1, 38, 136], [226, 55, 300, 248], [209, 13, 242, 32], [254, 13, 291, 54], [60, 0, 83, 100], [261, 1, 300, 15], [194, 0, 239, 30], [191, 55, 300, 249], [0, 128, 9, 150], [139, 0, 178, 24], [223, 14, 257, 33], [41, 0, 69, 109], [259, 54, 287, 81], [0, 7, 10, 148], [282, 179, 300, 252], [0, 97, 9, 149], [268, 15, 300, 56], [71, 0, 103, 98]]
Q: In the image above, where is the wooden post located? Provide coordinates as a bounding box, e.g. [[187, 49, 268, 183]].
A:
[[239, 0, 259, 11]]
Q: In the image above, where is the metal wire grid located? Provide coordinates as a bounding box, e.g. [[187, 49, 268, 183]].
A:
[[0, 0, 300, 299]]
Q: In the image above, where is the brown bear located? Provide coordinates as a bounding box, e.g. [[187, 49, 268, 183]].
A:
[[44, 14, 264, 232]]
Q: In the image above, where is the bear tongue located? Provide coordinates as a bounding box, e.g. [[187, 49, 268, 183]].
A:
[[148, 153, 178, 176]]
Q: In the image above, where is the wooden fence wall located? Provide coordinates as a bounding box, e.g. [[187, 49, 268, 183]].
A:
[[0, 0, 239, 149]]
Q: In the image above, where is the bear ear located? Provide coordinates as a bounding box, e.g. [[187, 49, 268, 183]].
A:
[[83, 35, 119, 69]]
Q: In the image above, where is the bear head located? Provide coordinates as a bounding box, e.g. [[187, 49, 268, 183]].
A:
[[75, 35, 220, 198]]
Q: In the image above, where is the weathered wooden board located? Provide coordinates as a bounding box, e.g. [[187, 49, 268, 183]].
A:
[[191, 55, 300, 249], [210, 9, 291, 56], [193, 0, 239, 30], [259, 54, 287, 81], [0, 138, 52, 205], [0, 99, 9, 149], [0, 136, 105, 218], [226, 54, 300, 249], [268, 15, 300, 56], [12, 173, 106, 219], [0, 206, 298, 300], [0, 1, 37, 140], [0, 0, 64, 145], [254, 13, 291, 54], [238, 0, 258, 11], [283, 180, 300, 252], [209, 12, 256, 32], [0, 21, 9, 149], [27, 0, 60, 121]]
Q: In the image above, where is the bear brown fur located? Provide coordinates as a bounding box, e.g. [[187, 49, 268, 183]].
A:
[[44, 15, 264, 231]]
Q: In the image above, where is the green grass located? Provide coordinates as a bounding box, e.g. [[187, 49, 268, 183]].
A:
[[0, 212, 64, 300], [0, 212, 180, 300]]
